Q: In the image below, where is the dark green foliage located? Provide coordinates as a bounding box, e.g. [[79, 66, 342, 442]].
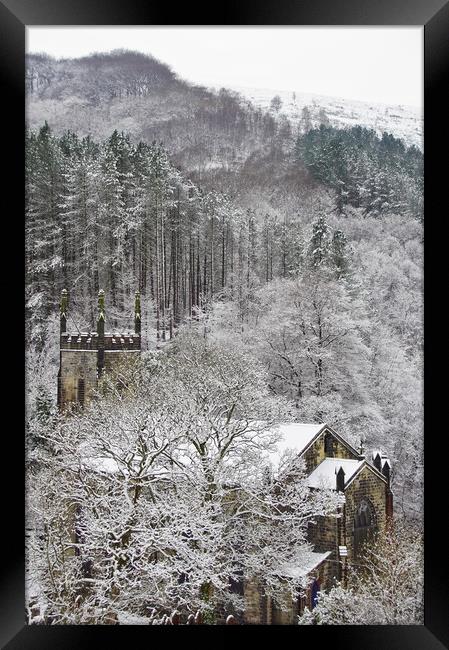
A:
[[295, 125, 423, 219], [307, 216, 351, 279], [308, 215, 330, 268], [331, 229, 350, 279], [27, 126, 283, 346], [35, 384, 53, 424], [26, 122, 66, 347]]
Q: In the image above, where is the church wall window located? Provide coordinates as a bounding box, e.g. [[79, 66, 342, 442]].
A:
[[324, 432, 335, 457], [311, 579, 320, 609], [77, 378, 85, 406], [353, 498, 377, 558]]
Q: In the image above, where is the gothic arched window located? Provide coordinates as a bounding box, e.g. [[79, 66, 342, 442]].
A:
[[311, 579, 320, 609], [324, 432, 335, 457], [353, 499, 377, 558], [77, 378, 85, 407], [229, 570, 244, 596]]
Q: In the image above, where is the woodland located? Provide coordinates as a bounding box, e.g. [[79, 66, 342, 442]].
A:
[[25, 51, 423, 625]]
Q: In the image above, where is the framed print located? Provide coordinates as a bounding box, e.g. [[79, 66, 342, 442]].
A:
[[0, 0, 447, 647]]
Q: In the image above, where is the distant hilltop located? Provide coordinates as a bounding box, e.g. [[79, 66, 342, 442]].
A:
[[25, 49, 422, 177], [230, 85, 423, 151], [25, 50, 278, 173]]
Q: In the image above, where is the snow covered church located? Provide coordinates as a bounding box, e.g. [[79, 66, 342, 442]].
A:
[[56, 290, 393, 625], [244, 422, 393, 624]]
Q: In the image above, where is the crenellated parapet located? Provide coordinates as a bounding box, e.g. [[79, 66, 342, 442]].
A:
[[60, 332, 141, 351], [58, 289, 142, 410]]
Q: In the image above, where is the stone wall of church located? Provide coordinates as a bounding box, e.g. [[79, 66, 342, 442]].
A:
[[244, 557, 338, 624], [302, 430, 358, 474], [58, 349, 98, 409], [307, 512, 340, 554], [243, 578, 267, 624], [344, 466, 388, 562], [314, 556, 339, 596], [58, 348, 142, 409], [296, 557, 339, 617], [271, 588, 296, 625], [307, 467, 388, 569], [306, 511, 343, 591], [103, 350, 141, 373]]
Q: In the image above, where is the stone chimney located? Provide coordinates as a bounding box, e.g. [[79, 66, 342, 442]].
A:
[[336, 466, 345, 492], [381, 457, 391, 486], [372, 450, 382, 473], [382, 457, 394, 527]]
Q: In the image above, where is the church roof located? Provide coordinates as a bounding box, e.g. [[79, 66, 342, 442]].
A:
[[307, 457, 386, 490], [276, 550, 332, 579], [267, 422, 326, 465], [267, 422, 361, 466]]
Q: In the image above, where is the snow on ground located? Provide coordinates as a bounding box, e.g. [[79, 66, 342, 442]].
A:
[[117, 611, 151, 625], [227, 85, 423, 150]]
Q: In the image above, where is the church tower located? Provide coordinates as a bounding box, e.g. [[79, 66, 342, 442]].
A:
[[57, 290, 142, 410]]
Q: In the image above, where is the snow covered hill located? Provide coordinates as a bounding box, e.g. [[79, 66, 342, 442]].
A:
[[229, 85, 423, 150]]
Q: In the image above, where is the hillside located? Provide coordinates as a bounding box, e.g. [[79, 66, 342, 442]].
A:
[[26, 50, 422, 177], [26, 51, 279, 173], [25, 43, 424, 628], [25, 49, 423, 522], [232, 85, 423, 150]]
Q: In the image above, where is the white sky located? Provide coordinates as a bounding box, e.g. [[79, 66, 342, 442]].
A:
[[26, 27, 423, 108]]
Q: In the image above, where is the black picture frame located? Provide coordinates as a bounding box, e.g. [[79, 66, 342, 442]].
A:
[[1, 1, 447, 647]]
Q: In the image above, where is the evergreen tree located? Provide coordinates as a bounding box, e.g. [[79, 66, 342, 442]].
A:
[[308, 215, 330, 269], [295, 125, 423, 220], [300, 106, 312, 134], [318, 107, 330, 127], [331, 229, 350, 279], [270, 95, 283, 113]]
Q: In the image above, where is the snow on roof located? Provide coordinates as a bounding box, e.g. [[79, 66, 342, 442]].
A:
[[278, 550, 332, 579], [267, 422, 325, 465], [307, 458, 365, 490]]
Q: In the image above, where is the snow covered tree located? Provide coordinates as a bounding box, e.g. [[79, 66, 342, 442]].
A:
[[308, 215, 330, 269], [253, 272, 370, 415], [300, 106, 312, 134], [318, 107, 330, 127], [270, 95, 283, 114], [331, 228, 350, 279], [299, 520, 423, 625], [295, 125, 422, 219], [27, 333, 340, 624]]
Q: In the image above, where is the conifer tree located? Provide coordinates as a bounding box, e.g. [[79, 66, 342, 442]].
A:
[[308, 215, 330, 269], [331, 229, 350, 279]]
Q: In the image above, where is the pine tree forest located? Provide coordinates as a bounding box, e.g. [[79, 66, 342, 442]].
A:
[[24, 46, 424, 627]]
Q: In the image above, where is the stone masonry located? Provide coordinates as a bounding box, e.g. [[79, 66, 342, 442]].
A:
[[57, 289, 142, 410], [242, 425, 393, 624]]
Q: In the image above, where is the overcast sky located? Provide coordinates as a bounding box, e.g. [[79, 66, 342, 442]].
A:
[[27, 27, 422, 108]]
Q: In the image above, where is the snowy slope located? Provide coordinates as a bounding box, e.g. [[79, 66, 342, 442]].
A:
[[229, 85, 423, 150]]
